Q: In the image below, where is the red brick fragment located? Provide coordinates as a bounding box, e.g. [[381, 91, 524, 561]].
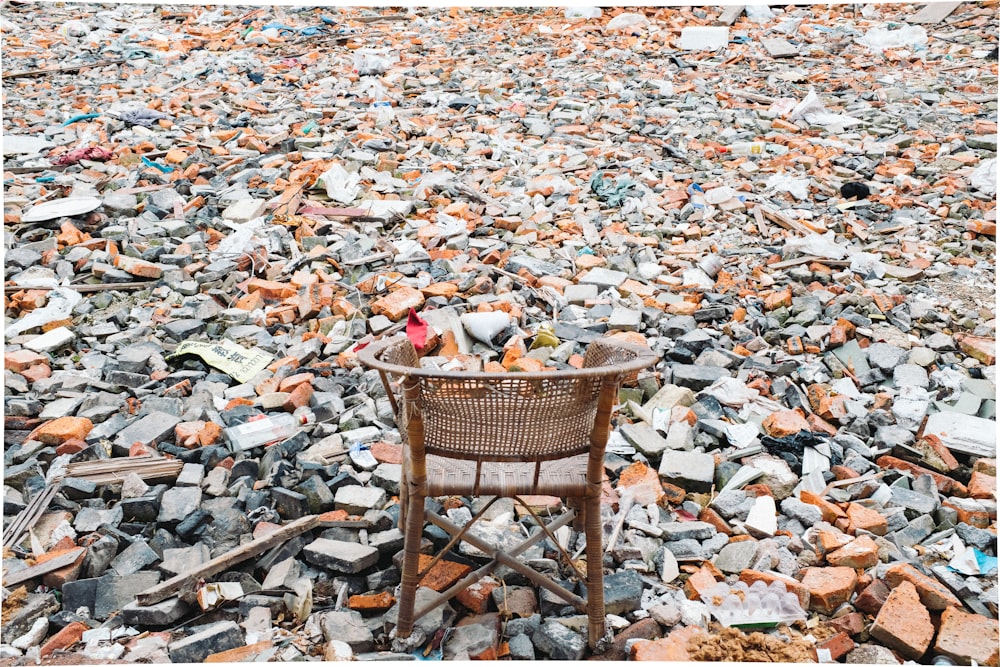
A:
[[799, 566, 857, 614], [40, 621, 88, 657], [870, 581, 933, 661], [884, 562, 960, 610], [29, 417, 93, 445], [934, 605, 1000, 666]]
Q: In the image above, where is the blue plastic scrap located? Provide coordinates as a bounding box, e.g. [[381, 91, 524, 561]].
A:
[[589, 171, 639, 207], [141, 156, 174, 173], [62, 113, 100, 126]]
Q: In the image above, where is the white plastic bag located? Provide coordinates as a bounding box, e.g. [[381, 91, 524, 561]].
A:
[[849, 252, 887, 278], [791, 89, 862, 128], [318, 163, 361, 204], [744, 5, 775, 22], [352, 49, 397, 76], [970, 158, 996, 195], [565, 6, 601, 19], [211, 216, 266, 260], [765, 172, 811, 200], [605, 12, 649, 32], [5, 287, 82, 339], [857, 25, 927, 52], [783, 231, 849, 260]]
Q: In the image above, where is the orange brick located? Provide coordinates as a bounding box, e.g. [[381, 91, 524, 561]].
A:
[[21, 363, 51, 383], [420, 282, 459, 299], [282, 383, 313, 412], [763, 288, 792, 311], [416, 555, 472, 592], [854, 578, 891, 616], [370, 441, 403, 465], [827, 611, 866, 638], [630, 626, 706, 661], [934, 605, 1000, 666], [29, 416, 94, 445], [683, 564, 720, 600], [5, 349, 48, 372], [198, 422, 223, 447], [816, 529, 854, 557], [175, 421, 205, 448], [617, 461, 665, 505], [56, 222, 90, 246], [816, 631, 855, 661], [762, 409, 809, 437], [884, 563, 960, 610], [456, 579, 499, 614], [370, 286, 425, 321], [278, 372, 314, 393], [205, 641, 274, 663], [826, 535, 879, 569], [114, 254, 163, 279], [800, 566, 857, 614], [870, 581, 933, 661], [968, 471, 997, 499], [800, 489, 847, 523], [55, 438, 88, 456], [915, 434, 959, 473], [845, 502, 887, 536], [875, 455, 957, 495], [40, 621, 88, 657], [348, 591, 396, 612], [42, 547, 87, 589], [955, 334, 995, 365], [660, 482, 686, 506], [965, 219, 997, 236], [246, 278, 298, 300], [697, 507, 732, 535]]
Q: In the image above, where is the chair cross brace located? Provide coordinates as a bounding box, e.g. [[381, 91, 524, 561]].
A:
[[412, 508, 586, 623]]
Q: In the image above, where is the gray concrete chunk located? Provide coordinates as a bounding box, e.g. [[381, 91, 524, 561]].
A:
[[303, 538, 379, 573]]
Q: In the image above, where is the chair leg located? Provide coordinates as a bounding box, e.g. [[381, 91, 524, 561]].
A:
[[584, 493, 606, 650], [395, 489, 425, 640]]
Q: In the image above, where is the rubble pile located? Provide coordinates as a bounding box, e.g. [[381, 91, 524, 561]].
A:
[[2, 3, 997, 664]]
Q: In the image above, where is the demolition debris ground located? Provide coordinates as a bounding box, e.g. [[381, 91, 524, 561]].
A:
[[1, 3, 998, 664]]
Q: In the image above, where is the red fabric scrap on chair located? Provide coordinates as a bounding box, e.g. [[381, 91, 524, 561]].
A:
[[406, 308, 429, 350]]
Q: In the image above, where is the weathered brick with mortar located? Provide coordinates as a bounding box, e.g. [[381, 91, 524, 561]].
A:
[[800, 566, 858, 614], [870, 581, 933, 661], [846, 503, 888, 536], [30, 416, 93, 445], [933, 605, 999, 666], [826, 535, 879, 569], [884, 563, 960, 610]]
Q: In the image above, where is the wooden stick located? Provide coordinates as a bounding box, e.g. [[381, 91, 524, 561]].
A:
[[3, 59, 126, 80], [2, 548, 85, 588], [64, 456, 184, 486], [3, 483, 60, 548], [136, 514, 320, 607], [4, 282, 155, 294]]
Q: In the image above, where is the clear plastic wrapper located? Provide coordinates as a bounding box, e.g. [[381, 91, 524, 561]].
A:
[[701, 580, 806, 629]]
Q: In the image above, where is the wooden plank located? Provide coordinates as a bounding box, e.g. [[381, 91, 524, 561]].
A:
[[2, 548, 85, 588], [297, 206, 372, 217], [716, 5, 745, 25], [908, 2, 962, 23], [2, 59, 125, 80], [64, 456, 184, 486], [751, 204, 770, 237], [760, 206, 812, 235], [3, 483, 60, 549], [135, 515, 320, 607], [761, 37, 800, 58]]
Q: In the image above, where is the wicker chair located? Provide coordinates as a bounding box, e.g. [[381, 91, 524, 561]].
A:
[[358, 334, 657, 650]]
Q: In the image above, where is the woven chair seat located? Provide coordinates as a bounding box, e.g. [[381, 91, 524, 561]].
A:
[[418, 451, 590, 497], [358, 333, 657, 652]]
